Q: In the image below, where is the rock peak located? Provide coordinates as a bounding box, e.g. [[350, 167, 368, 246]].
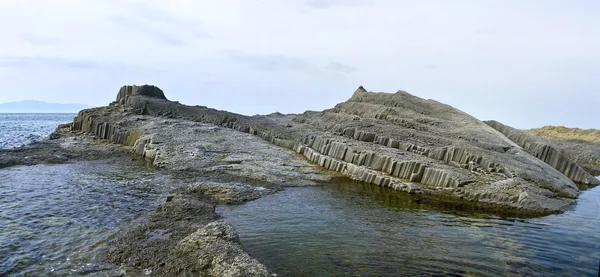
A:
[[116, 85, 167, 104], [354, 86, 368, 94]]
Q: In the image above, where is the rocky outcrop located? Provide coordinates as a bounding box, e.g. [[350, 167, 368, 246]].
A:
[[116, 84, 167, 105], [173, 221, 272, 277], [291, 88, 581, 210], [485, 120, 599, 186], [70, 85, 593, 215], [70, 106, 158, 164], [71, 110, 141, 146], [105, 189, 275, 277], [65, 84, 600, 275]]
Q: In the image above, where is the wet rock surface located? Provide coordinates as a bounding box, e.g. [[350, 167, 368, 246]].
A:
[[104, 189, 273, 277], [57, 116, 326, 275], [172, 220, 272, 277], [0, 131, 135, 170]]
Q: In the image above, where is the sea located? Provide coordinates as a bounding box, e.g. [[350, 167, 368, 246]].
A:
[[1, 113, 599, 276], [0, 113, 76, 149], [0, 114, 173, 276]]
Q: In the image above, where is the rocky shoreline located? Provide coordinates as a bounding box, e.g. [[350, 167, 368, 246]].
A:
[[2, 84, 599, 276]]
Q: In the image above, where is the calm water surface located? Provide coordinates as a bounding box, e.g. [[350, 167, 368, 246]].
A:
[[218, 181, 600, 276], [0, 161, 173, 276]]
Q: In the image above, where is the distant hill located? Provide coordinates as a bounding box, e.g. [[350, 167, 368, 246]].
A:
[[0, 100, 92, 113]]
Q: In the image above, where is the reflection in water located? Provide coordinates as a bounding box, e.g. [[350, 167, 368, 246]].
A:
[[218, 181, 600, 277], [0, 161, 173, 276]]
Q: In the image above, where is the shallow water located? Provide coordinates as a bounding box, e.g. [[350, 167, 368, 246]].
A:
[[0, 113, 75, 149], [0, 161, 173, 276], [218, 181, 600, 276]]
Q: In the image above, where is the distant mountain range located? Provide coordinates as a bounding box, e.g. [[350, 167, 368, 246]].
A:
[[0, 100, 92, 113]]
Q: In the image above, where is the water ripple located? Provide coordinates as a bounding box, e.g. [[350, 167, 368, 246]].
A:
[[0, 113, 75, 149], [219, 181, 600, 277], [0, 162, 173, 276]]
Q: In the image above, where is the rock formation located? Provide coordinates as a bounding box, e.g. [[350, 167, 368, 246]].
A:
[[485, 120, 599, 185], [172, 221, 272, 277], [116, 84, 167, 105], [68, 85, 600, 215], [524, 126, 600, 176], [288, 88, 583, 212], [65, 84, 600, 276]]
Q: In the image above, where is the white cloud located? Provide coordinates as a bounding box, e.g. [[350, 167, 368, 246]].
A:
[[0, 0, 598, 128]]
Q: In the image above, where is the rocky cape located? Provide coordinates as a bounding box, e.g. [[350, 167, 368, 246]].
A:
[[72, 85, 599, 210], [3, 84, 598, 276]]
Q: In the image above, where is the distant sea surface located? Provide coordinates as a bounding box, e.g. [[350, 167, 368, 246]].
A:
[[0, 113, 75, 149]]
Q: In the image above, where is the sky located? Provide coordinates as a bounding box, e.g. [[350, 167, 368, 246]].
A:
[[0, 0, 598, 129]]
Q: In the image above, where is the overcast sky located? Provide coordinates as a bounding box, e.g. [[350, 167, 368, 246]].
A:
[[0, 0, 598, 129]]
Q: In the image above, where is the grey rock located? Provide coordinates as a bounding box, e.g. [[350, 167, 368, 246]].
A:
[[105, 191, 274, 277], [116, 84, 167, 105], [69, 85, 591, 215], [173, 221, 273, 277], [27, 83, 600, 276], [524, 126, 600, 177], [485, 120, 599, 186]]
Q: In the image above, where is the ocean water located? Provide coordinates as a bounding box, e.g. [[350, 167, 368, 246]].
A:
[[0, 162, 173, 276], [0, 113, 75, 149], [0, 114, 174, 276]]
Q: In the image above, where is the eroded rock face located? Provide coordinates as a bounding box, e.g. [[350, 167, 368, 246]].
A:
[[116, 85, 167, 105], [67, 84, 600, 275], [70, 85, 593, 215], [485, 120, 599, 186], [524, 126, 600, 176], [288, 88, 582, 213]]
